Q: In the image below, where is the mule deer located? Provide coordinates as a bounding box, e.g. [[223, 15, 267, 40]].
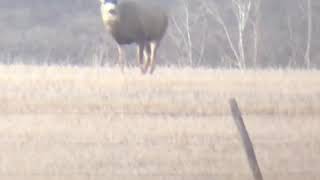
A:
[[99, 0, 168, 74]]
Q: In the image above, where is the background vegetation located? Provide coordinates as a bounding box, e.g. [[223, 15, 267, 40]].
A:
[[0, 0, 319, 68]]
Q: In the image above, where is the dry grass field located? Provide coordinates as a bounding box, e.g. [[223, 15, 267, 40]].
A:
[[0, 65, 319, 180]]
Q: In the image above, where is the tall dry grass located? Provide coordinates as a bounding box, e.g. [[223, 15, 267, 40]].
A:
[[0, 65, 319, 180], [1, 65, 319, 116]]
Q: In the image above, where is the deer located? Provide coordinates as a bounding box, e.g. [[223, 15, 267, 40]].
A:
[[99, 0, 168, 74]]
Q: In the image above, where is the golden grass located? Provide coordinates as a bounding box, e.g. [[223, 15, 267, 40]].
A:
[[1, 65, 319, 115], [0, 65, 319, 180]]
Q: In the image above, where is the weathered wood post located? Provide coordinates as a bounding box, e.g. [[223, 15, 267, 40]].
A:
[[229, 98, 263, 180]]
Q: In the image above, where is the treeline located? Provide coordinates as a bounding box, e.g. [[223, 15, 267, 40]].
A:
[[0, 0, 319, 68]]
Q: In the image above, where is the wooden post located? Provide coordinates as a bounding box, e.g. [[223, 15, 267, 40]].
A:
[[229, 98, 263, 180]]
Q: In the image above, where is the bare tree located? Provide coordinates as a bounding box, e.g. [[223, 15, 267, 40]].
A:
[[171, 0, 194, 66], [305, 0, 312, 68], [205, 0, 252, 69], [233, 0, 252, 69], [169, 0, 208, 66], [251, 0, 261, 67]]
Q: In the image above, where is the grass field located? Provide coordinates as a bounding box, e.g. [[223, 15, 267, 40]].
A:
[[0, 65, 319, 180]]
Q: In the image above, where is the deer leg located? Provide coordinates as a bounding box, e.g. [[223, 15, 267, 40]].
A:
[[117, 44, 124, 73], [142, 42, 151, 74], [137, 43, 145, 72], [149, 41, 158, 74]]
